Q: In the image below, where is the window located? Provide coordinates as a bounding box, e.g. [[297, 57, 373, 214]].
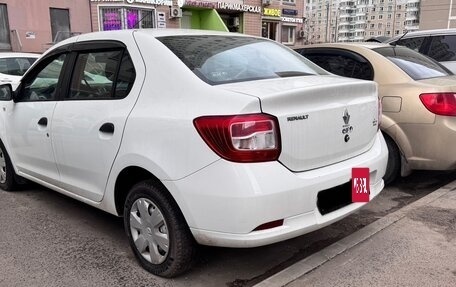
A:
[[100, 7, 155, 31], [50, 8, 70, 43], [158, 36, 322, 85], [428, 35, 456, 61], [281, 25, 296, 45], [0, 4, 11, 50], [0, 57, 37, 76], [374, 46, 451, 80], [302, 50, 374, 80], [21, 54, 67, 102], [395, 37, 425, 52], [68, 50, 135, 100], [283, 0, 296, 4]]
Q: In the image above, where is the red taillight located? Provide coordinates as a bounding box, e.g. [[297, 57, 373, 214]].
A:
[[193, 113, 281, 163], [419, 93, 456, 116]]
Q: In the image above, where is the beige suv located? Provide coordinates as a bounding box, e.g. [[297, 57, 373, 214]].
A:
[[296, 43, 456, 183]]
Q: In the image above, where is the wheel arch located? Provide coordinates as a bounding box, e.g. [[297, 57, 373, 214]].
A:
[[113, 166, 184, 219]]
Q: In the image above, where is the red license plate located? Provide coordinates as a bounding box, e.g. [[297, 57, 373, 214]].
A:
[[352, 167, 370, 202]]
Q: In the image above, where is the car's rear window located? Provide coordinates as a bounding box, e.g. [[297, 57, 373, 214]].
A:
[[0, 57, 37, 76], [373, 46, 452, 80], [157, 35, 324, 85]]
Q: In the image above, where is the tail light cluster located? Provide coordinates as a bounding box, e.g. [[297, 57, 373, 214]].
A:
[[419, 93, 456, 116], [194, 113, 281, 163]]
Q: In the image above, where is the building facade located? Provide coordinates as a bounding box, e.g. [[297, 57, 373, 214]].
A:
[[304, 0, 421, 43], [89, 0, 306, 47], [419, 0, 456, 29], [0, 0, 92, 52]]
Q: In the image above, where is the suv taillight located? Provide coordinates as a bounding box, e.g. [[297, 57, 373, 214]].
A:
[[419, 93, 456, 116], [194, 114, 281, 162]]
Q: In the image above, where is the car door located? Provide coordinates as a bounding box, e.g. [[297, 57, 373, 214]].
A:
[[51, 41, 140, 201], [6, 53, 68, 185]]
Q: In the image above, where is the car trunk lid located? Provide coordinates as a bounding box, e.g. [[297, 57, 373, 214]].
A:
[[219, 75, 380, 171]]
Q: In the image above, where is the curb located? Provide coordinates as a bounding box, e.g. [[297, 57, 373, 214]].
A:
[[253, 180, 456, 287]]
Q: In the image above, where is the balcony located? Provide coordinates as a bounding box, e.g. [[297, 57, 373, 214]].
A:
[[405, 24, 419, 31], [406, 15, 418, 21]]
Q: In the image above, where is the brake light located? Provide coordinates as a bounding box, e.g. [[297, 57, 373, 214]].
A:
[[194, 114, 281, 162], [419, 93, 456, 116]]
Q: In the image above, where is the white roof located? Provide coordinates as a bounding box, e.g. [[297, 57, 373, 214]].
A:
[[0, 52, 41, 58]]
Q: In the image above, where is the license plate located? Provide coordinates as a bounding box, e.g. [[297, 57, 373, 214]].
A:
[[352, 167, 370, 202]]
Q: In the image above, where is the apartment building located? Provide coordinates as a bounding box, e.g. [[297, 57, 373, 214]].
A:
[[419, 0, 456, 29], [304, 0, 421, 43]]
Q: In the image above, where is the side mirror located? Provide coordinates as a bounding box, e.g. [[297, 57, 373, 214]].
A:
[[0, 84, 13, 101]]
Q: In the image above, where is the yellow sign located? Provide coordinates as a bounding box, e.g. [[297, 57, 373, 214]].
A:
[[263, 8, 281, 17]]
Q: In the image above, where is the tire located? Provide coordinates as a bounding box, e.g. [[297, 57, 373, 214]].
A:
[[0, 141, 17, 191], [124, 180, 197, 278], [383, 135, 401, 185]]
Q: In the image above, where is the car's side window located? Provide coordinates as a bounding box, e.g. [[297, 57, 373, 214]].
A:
[[20, 54, 67, 102], [395, 37, 426, 52], [0, 57, 37, 76], [428, 35, 456, 62], [304, 52, 374, 81], [68, 49, 135, 100]]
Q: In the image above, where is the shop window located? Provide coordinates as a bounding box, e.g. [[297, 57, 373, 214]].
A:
[[0, 4, 10, 50], [100, 7, 155, 31], [50, 8, 71, 43], [281, 26, 296, 45], [262, 22, 278, 41]]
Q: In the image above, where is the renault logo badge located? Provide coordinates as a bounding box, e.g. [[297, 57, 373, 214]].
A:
[[343, 109, 350, 125]]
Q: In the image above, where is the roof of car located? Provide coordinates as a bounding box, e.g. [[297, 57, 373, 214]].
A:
[[387, 28, 456, 42], [297, 42, 390, 50], [0, 52, 41, 58]]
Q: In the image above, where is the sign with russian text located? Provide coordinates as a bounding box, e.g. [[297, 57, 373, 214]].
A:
[[352, 168, 370, 202], [281, 17, 303, 23], [217, 2, 261, 13], [282, 9, 298, 16], [263, 8, 281, 17]]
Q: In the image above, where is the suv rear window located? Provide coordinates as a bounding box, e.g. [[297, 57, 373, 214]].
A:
[[157, 35, 324, 85], [373, 46, 452, 80]]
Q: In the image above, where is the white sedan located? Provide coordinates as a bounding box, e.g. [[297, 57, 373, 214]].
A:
[[0, 52, 40, 90], [0, 29, 388, 277]]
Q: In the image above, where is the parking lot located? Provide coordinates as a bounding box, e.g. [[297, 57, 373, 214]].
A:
[[1, 170, 454, 287]]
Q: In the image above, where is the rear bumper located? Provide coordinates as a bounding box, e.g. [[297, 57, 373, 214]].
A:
[[166, 132, 388, 248]]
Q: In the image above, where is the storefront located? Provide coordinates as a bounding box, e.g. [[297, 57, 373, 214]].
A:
[[262, 6, 303, 46], [90, 0, 180, 31], [0, 0, 91, 52]]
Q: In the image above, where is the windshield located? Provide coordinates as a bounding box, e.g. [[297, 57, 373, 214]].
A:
[[373, 46, 452, 80], [157, 35, 325, 85], [0, 57, 37, 76]]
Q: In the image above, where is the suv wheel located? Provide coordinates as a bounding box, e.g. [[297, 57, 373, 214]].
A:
[[124, 180, 196, 278]]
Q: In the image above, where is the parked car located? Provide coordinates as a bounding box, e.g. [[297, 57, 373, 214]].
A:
[[0, 30, 387, 277], [386, 29, 456, 73], [296, 42, 456, 183], [0, 53, 40, 90]]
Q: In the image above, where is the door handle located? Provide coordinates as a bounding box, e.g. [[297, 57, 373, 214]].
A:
[[38, 117, 48, 126], [99, 122, 114, 134]]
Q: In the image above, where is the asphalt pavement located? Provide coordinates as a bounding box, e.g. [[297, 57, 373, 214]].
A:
[[255, 179, 456, 287]]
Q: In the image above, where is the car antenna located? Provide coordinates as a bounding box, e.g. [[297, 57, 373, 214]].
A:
[[133, 13, 150, 29], [391, 30, 409, 46]]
